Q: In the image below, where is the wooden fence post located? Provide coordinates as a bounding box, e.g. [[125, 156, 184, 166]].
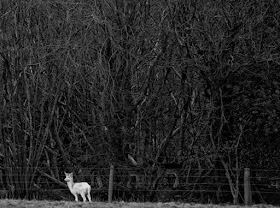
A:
[[244, 168, 252, 205], [108, 164, 114, 203]]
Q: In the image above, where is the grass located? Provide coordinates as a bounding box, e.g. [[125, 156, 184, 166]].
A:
[[0, 200, 278, 208]]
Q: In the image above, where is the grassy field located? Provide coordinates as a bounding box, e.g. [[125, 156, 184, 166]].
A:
[[0, 200, 278, 208]]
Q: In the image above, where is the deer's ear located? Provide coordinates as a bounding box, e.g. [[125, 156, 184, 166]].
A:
[[64, 172, 68, 176]]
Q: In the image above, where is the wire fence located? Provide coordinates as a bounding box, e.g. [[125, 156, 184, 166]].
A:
[[0, 167, 280, 204]]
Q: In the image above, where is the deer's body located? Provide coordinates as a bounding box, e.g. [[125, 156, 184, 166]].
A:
[[64, 172, 92, 202]]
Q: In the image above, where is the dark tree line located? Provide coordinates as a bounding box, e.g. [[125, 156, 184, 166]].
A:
[[0, 0, 280, 204]]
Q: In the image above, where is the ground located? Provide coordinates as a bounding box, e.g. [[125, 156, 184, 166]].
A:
[[0, 200, 278, 208]]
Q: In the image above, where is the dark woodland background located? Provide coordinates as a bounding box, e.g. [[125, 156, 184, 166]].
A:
[[1, 0, 280, 205]]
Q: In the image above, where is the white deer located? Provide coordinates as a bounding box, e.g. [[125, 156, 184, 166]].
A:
[[64, 172, 92, 202]]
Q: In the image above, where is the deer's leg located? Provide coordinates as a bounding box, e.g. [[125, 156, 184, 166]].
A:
[[73, 194, 79, 202], [87, 187, 92, 202], [81, 193, 87, 202], [87, 192, 92, 202]]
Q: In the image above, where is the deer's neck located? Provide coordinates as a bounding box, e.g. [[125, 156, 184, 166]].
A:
[[66, 180, 75, 192]]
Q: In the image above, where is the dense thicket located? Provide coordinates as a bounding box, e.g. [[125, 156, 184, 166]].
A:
[[0, 0, 280, 204]]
